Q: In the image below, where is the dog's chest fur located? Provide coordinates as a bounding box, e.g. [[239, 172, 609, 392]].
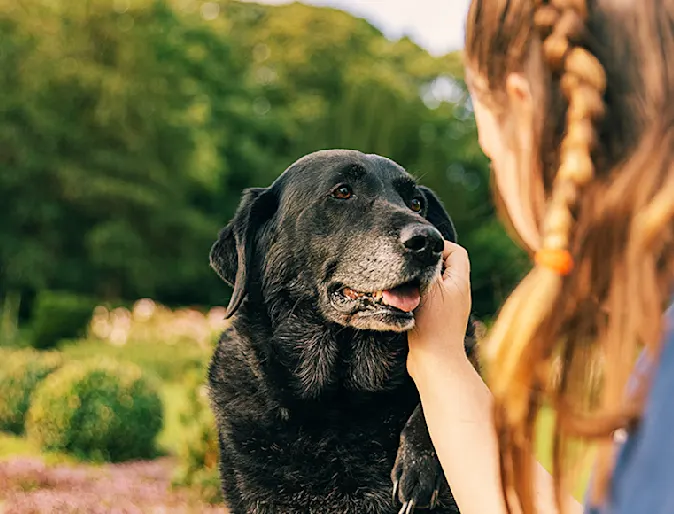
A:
[[208, 310, 422, 513]]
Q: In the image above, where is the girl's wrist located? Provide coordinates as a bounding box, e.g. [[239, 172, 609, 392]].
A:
[[407, 337, 474, 383]]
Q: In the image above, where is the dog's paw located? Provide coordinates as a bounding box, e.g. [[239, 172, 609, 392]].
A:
[[391, 432, 445, 512]]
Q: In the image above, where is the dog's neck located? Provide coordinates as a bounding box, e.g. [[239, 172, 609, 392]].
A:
[[233, 293, 413, 404]]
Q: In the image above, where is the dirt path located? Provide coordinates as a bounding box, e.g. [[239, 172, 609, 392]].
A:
[[0, 457, 228, 514]]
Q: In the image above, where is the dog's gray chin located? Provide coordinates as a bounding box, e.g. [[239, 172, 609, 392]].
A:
[[322, 308, 416, 332], [347, 312, 415, 332]]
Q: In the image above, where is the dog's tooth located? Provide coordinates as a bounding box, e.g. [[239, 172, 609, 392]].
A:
[[373, 291, 383, 300], [343, 287, 360, 300]]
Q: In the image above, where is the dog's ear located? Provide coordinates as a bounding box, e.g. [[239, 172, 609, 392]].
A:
[[419, 186, 457, 243], [210, 187, 277, 318]]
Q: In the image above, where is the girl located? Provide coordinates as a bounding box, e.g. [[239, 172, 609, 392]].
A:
[[408, 0, 674, 513]]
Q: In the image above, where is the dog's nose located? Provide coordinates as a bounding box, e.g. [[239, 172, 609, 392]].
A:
[[400, 225, 444, 265]]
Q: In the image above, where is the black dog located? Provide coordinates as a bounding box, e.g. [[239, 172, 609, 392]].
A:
[[208, 150, 477, 513]]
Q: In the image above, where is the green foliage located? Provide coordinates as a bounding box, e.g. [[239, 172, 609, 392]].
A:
[[31, 291, 97, 349], [60, 338, 207, 383], [0, 350, 63, 433], [216, 0, 528, 315], [0, 290, 21, 347], [0, 0, 528, 318], [0, 0, 238, 304], [172, 369, 222, 504], [26, 358, 163, 462]]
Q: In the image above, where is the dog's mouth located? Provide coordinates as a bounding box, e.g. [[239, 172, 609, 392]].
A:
[[341, 282, 421, 313], [330, 278, 423, 316]]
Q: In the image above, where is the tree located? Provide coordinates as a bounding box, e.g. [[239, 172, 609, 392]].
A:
[[220, 0, 527, 316], [0, 0, 527, 318]]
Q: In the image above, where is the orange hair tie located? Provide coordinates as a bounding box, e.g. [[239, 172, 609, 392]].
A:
[[535, 249, 574, 275]]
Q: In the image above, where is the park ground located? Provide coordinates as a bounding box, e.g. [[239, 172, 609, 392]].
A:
[[0, 305, 591, 513]]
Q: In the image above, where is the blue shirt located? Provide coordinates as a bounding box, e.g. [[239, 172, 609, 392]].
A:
[[585, 305, 674, 514]]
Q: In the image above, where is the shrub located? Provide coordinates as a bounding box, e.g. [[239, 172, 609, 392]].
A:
[[61, 337, 207, 383], [0, 350, 64, 434], [172, 369, 222, 504], [26, 358, 163, 462], [31, 291, 98, 349]]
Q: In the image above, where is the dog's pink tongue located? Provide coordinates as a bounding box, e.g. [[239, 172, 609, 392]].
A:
[[382, 284, 421, 313]]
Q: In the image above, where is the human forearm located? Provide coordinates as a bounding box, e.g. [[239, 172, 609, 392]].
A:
[[412, 348, 581, 514], [408, 243, 580, 514], [413, 347, 508, 513]]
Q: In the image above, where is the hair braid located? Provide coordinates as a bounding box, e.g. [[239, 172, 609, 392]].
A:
[[467, 0, 674, 512], [541, 0, 606, 253], [487, 0, 608, 511]]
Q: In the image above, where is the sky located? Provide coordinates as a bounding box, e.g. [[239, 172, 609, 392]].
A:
[[242, 0, 471, 56]]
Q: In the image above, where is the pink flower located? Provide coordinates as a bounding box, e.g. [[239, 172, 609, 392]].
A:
[[0, 457, 228, 513]]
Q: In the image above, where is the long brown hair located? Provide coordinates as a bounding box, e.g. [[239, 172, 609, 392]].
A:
[[465, 0, 674, 512]]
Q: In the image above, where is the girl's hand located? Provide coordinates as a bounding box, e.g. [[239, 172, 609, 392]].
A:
[[408, 241, 472, 378]]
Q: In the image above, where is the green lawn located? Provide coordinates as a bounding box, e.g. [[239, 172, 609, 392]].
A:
[[0, 432, 76, 465], [0, 432, 39, 458], [1, 337, 593, 501], [158, 381, 191, 455]]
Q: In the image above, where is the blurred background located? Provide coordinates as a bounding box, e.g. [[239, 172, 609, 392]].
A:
[[0, 1, 538, 512]]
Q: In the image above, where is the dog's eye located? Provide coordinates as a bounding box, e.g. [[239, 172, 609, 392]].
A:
[[331, 184, 353, 200], [410, 197, 423, 212]]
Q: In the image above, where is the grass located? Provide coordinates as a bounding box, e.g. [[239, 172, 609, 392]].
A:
[[0, 432, 39, 459], [158, 381, 192, 455], [0, 432, 76, 465], [1, 336, 594, 503]]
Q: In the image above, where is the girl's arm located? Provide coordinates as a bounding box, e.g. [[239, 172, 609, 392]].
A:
[[408, 242, 582, 514], [413, 351, 581, 514]]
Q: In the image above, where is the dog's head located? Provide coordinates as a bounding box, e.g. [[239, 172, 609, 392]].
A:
[[210, 150, 456, 333]]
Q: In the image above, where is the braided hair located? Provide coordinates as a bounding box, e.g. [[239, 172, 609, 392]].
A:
[[465, 0, 674, 512]]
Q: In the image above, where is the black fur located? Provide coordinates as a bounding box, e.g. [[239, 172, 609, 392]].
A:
[[208, 150, 475, 513]]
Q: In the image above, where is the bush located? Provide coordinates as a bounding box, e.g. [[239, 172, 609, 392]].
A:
[[26, 358, 163, 462], [31, 291, 98, 349], [61, 337, 207, 383], [172, 369, 222, 504], [0, 350, 64, 434]]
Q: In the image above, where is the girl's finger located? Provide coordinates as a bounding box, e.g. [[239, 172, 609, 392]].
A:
[[442, 241, 470, 281]]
